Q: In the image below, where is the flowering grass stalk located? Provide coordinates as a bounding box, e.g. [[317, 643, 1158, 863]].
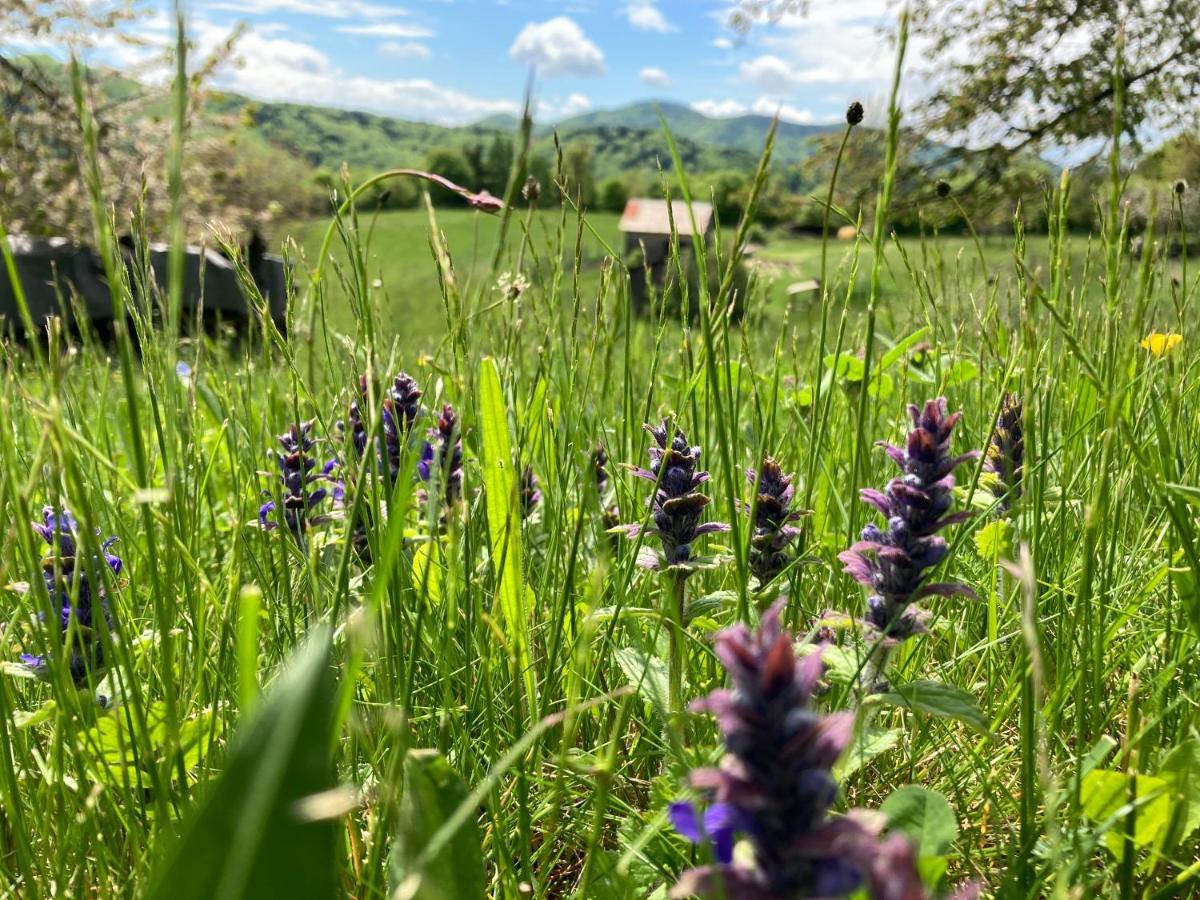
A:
[[839, 399, 977, 689]]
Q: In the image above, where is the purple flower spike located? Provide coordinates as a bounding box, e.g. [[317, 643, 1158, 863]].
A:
[[671, 601, 931, 899], [983, 393, 1023, 512], [339, 372, 424, 480], [419, 404, 464, 510], [21, 507, 122, 685], [520, 465, 541, 518], [261, 421, 340, 536], [838, 398, 978, 641], [623, 419, 729, 572], [745, 458, 805, 588]]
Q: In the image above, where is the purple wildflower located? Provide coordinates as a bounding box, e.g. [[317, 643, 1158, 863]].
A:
[[623, 420, 729, 571], [339, 372, 423, 480], [382, 372, 424, 478], [520, 465, 541, 518], [259, 421, 339, 535], [339, 377, 371, 461], [418, 404, 464, 509], [983, 394, 1023, 512], [670, 601, 929, 899], [838, 398, 978, 641], [22, 507, 122, 685], [745, 458, 804, 588]]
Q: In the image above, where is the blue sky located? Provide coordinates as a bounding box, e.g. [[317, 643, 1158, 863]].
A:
[[25, 0, 905, 127]]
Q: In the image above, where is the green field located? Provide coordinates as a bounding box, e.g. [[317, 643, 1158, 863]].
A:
[[285, 208, 1060, 355]]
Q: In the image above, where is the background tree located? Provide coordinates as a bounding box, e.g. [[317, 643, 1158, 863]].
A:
[[482, 133, 514, 197], [0, 2, 318, 239], [731, 1, 1200, 206], [423, 147, 476, 205], [598, 177, 628, 214], [561, 144, 596, 207]]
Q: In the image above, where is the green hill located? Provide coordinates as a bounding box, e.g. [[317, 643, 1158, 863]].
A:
[[552, 101, 833, 165], [12, 54, 844, 185], [207, 95, 798, 183]]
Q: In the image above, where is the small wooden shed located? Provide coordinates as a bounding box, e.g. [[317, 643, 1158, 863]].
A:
[[619, 198, 715, 306]]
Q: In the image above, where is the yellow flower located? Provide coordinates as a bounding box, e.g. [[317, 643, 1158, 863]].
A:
[[1140, 332, 1183, 357]]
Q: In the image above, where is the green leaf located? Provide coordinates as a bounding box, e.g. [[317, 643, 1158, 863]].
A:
[[943, 358, 980, 386], [974, 518, 1013, 560], [797, 643, 859, 685], [411, 539, 445, 606], [881, 785, 958, 857], [1081, 769, 1173, 856], [879, 327, 931, 371], [835, 726, 900, 781], [823, 352, 865, 382], [390, 750, 485, 900], [613, 646, 670, 719], [147, 627, 339, 900], [880, 680, 990, 735], [1160, 738, 1200, 843], [685, 590, 735, 622], [866, 371, 895, 399], [479, 357, 535, 705]]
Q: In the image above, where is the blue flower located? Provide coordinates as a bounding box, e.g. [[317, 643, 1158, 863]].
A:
[[418, 404, 463, 509], [21, 507, 122, 686], [745, 458, 804, 587], [839, 398, 978, 640], [670, 601, 933, 899], [260, 422, 340, 536], [669, 800, 749, 865], [622, 420, 730, 571]]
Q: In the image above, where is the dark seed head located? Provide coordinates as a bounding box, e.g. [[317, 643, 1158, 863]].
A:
[[846, 101, 864, 126]]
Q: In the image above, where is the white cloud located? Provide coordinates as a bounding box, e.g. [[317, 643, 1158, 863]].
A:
[[712, 37, 733, 49], [200, 26, 517, 125], [380, 41, 432, 60], [337, 23, 435, 38], [625, 3, 674, 33], [740, 54, 811, 91], [690, 98, 748, 118], [639, 66, 671, 88], [749, 97, 816, 124], [539, 92, 593, 119], [690, 96, 823, 124], [203, 0, 406, 18], [509, 17, 605, 77], [750, 3, 909, 91]]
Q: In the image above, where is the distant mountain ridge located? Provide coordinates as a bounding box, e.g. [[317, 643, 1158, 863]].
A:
[[476, 101, 836, 165], [198, 94, 833, 185], [13, 54, 842, 187]]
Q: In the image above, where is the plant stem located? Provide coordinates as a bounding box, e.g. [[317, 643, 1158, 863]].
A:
[[667, 571, 688, 715]]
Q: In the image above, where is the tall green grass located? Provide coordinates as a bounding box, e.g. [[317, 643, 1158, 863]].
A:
[[0, 12, 1198, 900]]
